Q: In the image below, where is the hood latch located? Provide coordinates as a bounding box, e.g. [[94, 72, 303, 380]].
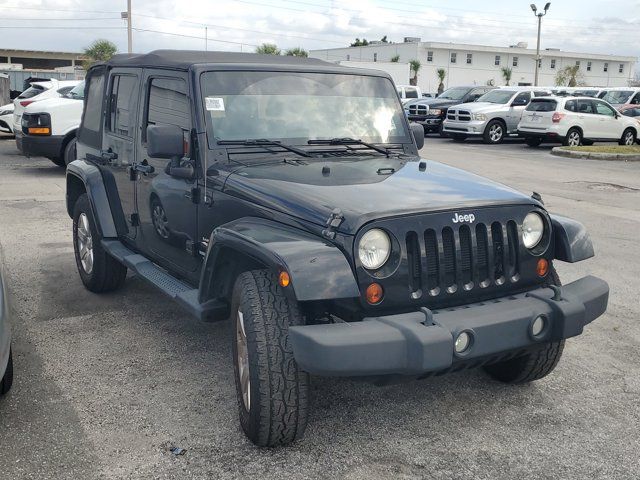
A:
[[322, 208, 344, 240]]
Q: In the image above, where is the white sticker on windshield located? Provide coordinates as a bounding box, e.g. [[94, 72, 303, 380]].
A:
[[206, 97, 225, 111]]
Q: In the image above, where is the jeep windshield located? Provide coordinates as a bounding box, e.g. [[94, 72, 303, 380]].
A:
[[200, 71, 410, 148], [436, 87, 470, 101], [477, 90, 516, 104]]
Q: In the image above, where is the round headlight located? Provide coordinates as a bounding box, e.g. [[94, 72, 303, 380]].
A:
[[522, 212, 544, 249], [358, 229, 391, 270]]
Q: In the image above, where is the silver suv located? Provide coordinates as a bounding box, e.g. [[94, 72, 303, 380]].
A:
[[443, 87, 551, 144]]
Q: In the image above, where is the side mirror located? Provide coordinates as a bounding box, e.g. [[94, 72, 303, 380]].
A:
[[410, 123, 425, 150], [147, 124, 184, 158]]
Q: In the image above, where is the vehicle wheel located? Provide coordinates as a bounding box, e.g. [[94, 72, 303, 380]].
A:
[[150, 197, 171, 240], [483, 120, 505, 144], [73, 194, 127, 293], [619, 128, 636, 146], [63, 137, 77, 166], [562, 128, 582, 147], [525, 137, 543, 147], [48, 156, 66, 167], [438, 124, 448, 138], [1, 348, 13, 395], [484, 266, 564, 384], [231, 269, 309, 447], [582, 139, 594, 146], [451, 134, 467, 142]]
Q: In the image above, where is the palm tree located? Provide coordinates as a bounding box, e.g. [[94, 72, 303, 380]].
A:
[[256, 43, 281, 55], [501, 67, 513, 86], [83, 39, 117, 69], [390, 54, 400, 63], [554, 65, 582, 87], [284, 47, 308, 58], [436, 68, 446, 94], [409, 59, 421, 86]]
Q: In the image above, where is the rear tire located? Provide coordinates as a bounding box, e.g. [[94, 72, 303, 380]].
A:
[[72, 194, 127, 293], [1, 348, 13, 395], [619, 128, 636, 146], [483, 120, 505, 144], [231, 270, 309, 447], [484, 265, 565, 384], [63, 137, 77, 166], [525, 137, 543, 147], [562, 128, 582, 147]]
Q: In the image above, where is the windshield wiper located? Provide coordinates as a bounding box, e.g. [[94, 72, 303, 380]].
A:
[[307, 138, 390, 157], [217, 139, 312, 158]]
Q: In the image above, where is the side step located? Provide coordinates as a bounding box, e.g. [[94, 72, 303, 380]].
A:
[[102, 239, 228, 322]]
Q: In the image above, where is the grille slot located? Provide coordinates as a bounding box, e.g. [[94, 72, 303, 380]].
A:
[[406, 232, 421, 295], [424, 229, 440, 294]]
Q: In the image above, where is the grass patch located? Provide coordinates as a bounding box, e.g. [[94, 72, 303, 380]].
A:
[[562, 145, 640, 154]]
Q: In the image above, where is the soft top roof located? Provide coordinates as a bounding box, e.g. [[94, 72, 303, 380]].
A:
[[105, 50, 342, 71]]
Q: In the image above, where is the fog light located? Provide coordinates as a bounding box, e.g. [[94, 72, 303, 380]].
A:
[[532, 315, 546, 337], [454, 331, 471, 354]]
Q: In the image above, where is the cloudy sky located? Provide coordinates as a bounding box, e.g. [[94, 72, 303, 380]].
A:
[[1, 0, 639, 63]]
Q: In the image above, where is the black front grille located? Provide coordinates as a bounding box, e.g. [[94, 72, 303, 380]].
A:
[[405, 220, 521, 298], [409, 105, 428, 115]]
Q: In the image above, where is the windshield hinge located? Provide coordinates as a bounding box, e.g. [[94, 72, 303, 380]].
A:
[[322, 208, 344, 240]]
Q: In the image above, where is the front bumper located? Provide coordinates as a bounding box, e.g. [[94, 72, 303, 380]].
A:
[[15, 131, 63, 158], [442, 119, 487, 135], [290, 276, 608, 376], [407, 115, 443, 130]]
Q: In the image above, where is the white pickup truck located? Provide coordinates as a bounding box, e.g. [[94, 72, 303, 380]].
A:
[[16, 81, 84, 167]]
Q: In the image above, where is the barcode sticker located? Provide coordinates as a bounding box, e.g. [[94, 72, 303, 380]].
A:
[[206, 97, 225, 111]]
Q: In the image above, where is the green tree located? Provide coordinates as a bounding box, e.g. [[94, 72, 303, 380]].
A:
[[350, 38, 369, 47], [83, 39, 117, 69], [390, 54, 400, 63], [436, 68, 446, 94], [256, 43, 281, 55], [555, 65, 583, 87], [284, 47, 308, 57], [501, 67, 513, 86], [409, 59, 421, 86]]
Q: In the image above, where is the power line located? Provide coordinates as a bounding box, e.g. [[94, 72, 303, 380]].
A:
[[0, 26, 125, 30], [0, 5, 120, 14], [132, 27, 259, 48], [0, 17, 122, 21]]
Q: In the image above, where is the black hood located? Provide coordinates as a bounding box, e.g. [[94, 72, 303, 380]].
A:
[[404, 97, 463, 109], [223, 157, 539, 235]]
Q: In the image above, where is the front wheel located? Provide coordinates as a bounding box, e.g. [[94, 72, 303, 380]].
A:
[[438, 123, 448, 138], [64, 137, 77, 166], [525, 137, 543, 147], [483, 120, 505, 144], [231, 270, 309, 447], [619, 128, 636, 146], [451, 133, 467, 142]]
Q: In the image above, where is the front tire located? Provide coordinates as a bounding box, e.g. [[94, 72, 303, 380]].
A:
[[451, 133, 467, 142], [231, 270, 309, 447], [619, 128, 636, 146], [1, 348, 13, 395], [73, 194, 127, 293], [525, 137, 543, 147], [63, 137, 77, 166], [483, 120, 505, 144]]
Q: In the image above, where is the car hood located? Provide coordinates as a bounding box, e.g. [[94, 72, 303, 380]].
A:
[[24, 96, 82, 113], [223, 156, 538, 234], [451, 101, 504, 113], [405, 98, 462, 109]]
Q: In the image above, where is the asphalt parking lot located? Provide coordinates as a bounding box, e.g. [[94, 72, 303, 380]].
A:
[[0, 134, 639, 479]]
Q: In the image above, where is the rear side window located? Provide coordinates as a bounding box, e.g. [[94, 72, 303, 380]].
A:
[[17, 85, 46, 99], [576, 99, 595, 114], [146, 78, 190, 133], [526, 99, 557, 112], [405, 87, 418, 99], [107, 75, 139, 137], [78, 67, 106, 148]]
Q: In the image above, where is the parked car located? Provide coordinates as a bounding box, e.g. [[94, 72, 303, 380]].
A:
[[518, 96, 638, 147], [573, 88, 608, 99], [0, 103, 14, 134], [443, 87, 551, 144], [12, 79, 81, 148], [404, 86, 495, 136], [600, 88, 640, 109], [18, 81, 85, 167], [67, 50, 608, 447], [396, 85, 422, 103], [1, 243, 14, 396]]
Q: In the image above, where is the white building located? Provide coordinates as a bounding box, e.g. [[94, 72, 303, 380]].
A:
[[310, 39, 637, 93]]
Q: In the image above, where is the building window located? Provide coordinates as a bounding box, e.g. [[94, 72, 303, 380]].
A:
[[550, 59, 556, 69], [619, 63, 624, 73], [450, 52, 457, 64], [373, 53, 377, 62], [604, 62, 608, 72], [538, 58, 542, 68], [495, 55, 501, 66], [427, 51, 433, 62], [576, 61, 580, 67], [513, 56, 518, 67], [587, 61, 592, 71], [346, 54, 350, 61], [466, 53, 473, 64]]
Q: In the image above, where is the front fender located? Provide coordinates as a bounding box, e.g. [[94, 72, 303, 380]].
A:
[[199, 217, 360, 303], [551, 214, 594, 263]]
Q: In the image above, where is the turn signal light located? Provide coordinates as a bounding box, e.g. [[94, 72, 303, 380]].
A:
[[28, 127, 51, 135], [365, 283, 384, 304], [536, 258, 549, 277], [278, 270, 290, 288]]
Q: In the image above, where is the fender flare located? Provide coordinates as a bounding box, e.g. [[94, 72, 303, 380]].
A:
[[550, 214, 594, 263], [66, 159, 124, 238], [199, 217, 360, 304]]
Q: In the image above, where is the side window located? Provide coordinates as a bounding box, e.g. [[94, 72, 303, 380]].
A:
[[595, 101, 616, 117], [146, 77, 190, 137], [513, 92, 531, 105], [576, 99, 595, 114], [565, 100, 577, 112], [107, 75, 138, 137], [631, 93, 640, 105], [405, 87, 418, 99], [57, 86, 74, 96], [82, 72, 105, 134]]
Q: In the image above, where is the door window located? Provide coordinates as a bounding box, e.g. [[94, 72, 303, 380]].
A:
[[594, 102, 616, 117], [107, 75, 139, 138], [512, 92, 531, 106], [146, 78, 190, 138], [576, 100, 596, 114], [77, 69, 105, 147]]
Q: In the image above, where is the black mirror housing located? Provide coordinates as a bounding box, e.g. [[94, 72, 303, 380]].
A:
[[147, 124, 184, 158], [410, 123, 425, 150]]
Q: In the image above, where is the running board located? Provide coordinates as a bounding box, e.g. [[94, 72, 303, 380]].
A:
[[102, 239, 228, 322]]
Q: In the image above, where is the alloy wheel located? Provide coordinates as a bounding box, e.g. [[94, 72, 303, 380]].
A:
[[236, 309, 251, 411], [568, 132, 580, 146], [624, 131, 635, 145], [76, 213, 94, 275], [489, 124, 503, 143], [152, 204, 170, 239]]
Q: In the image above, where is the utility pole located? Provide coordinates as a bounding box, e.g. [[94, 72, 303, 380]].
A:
[[530, 3, 550, 86], [121, 0, 132, 54], [205, 26, 208, 51]]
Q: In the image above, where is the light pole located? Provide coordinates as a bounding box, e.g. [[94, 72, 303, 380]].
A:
[[121, 0, 133, 54], [531, 3, 550, 86]]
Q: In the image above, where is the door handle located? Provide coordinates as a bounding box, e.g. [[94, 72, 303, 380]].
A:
[[100, 149, 118, 165], [134, 163, 155, 174]]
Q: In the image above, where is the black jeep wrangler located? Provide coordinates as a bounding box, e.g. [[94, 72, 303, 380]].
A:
[[66, 50, 609, 447]]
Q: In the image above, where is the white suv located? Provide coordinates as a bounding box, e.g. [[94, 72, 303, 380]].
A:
[[518, 97, 638, 147]]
